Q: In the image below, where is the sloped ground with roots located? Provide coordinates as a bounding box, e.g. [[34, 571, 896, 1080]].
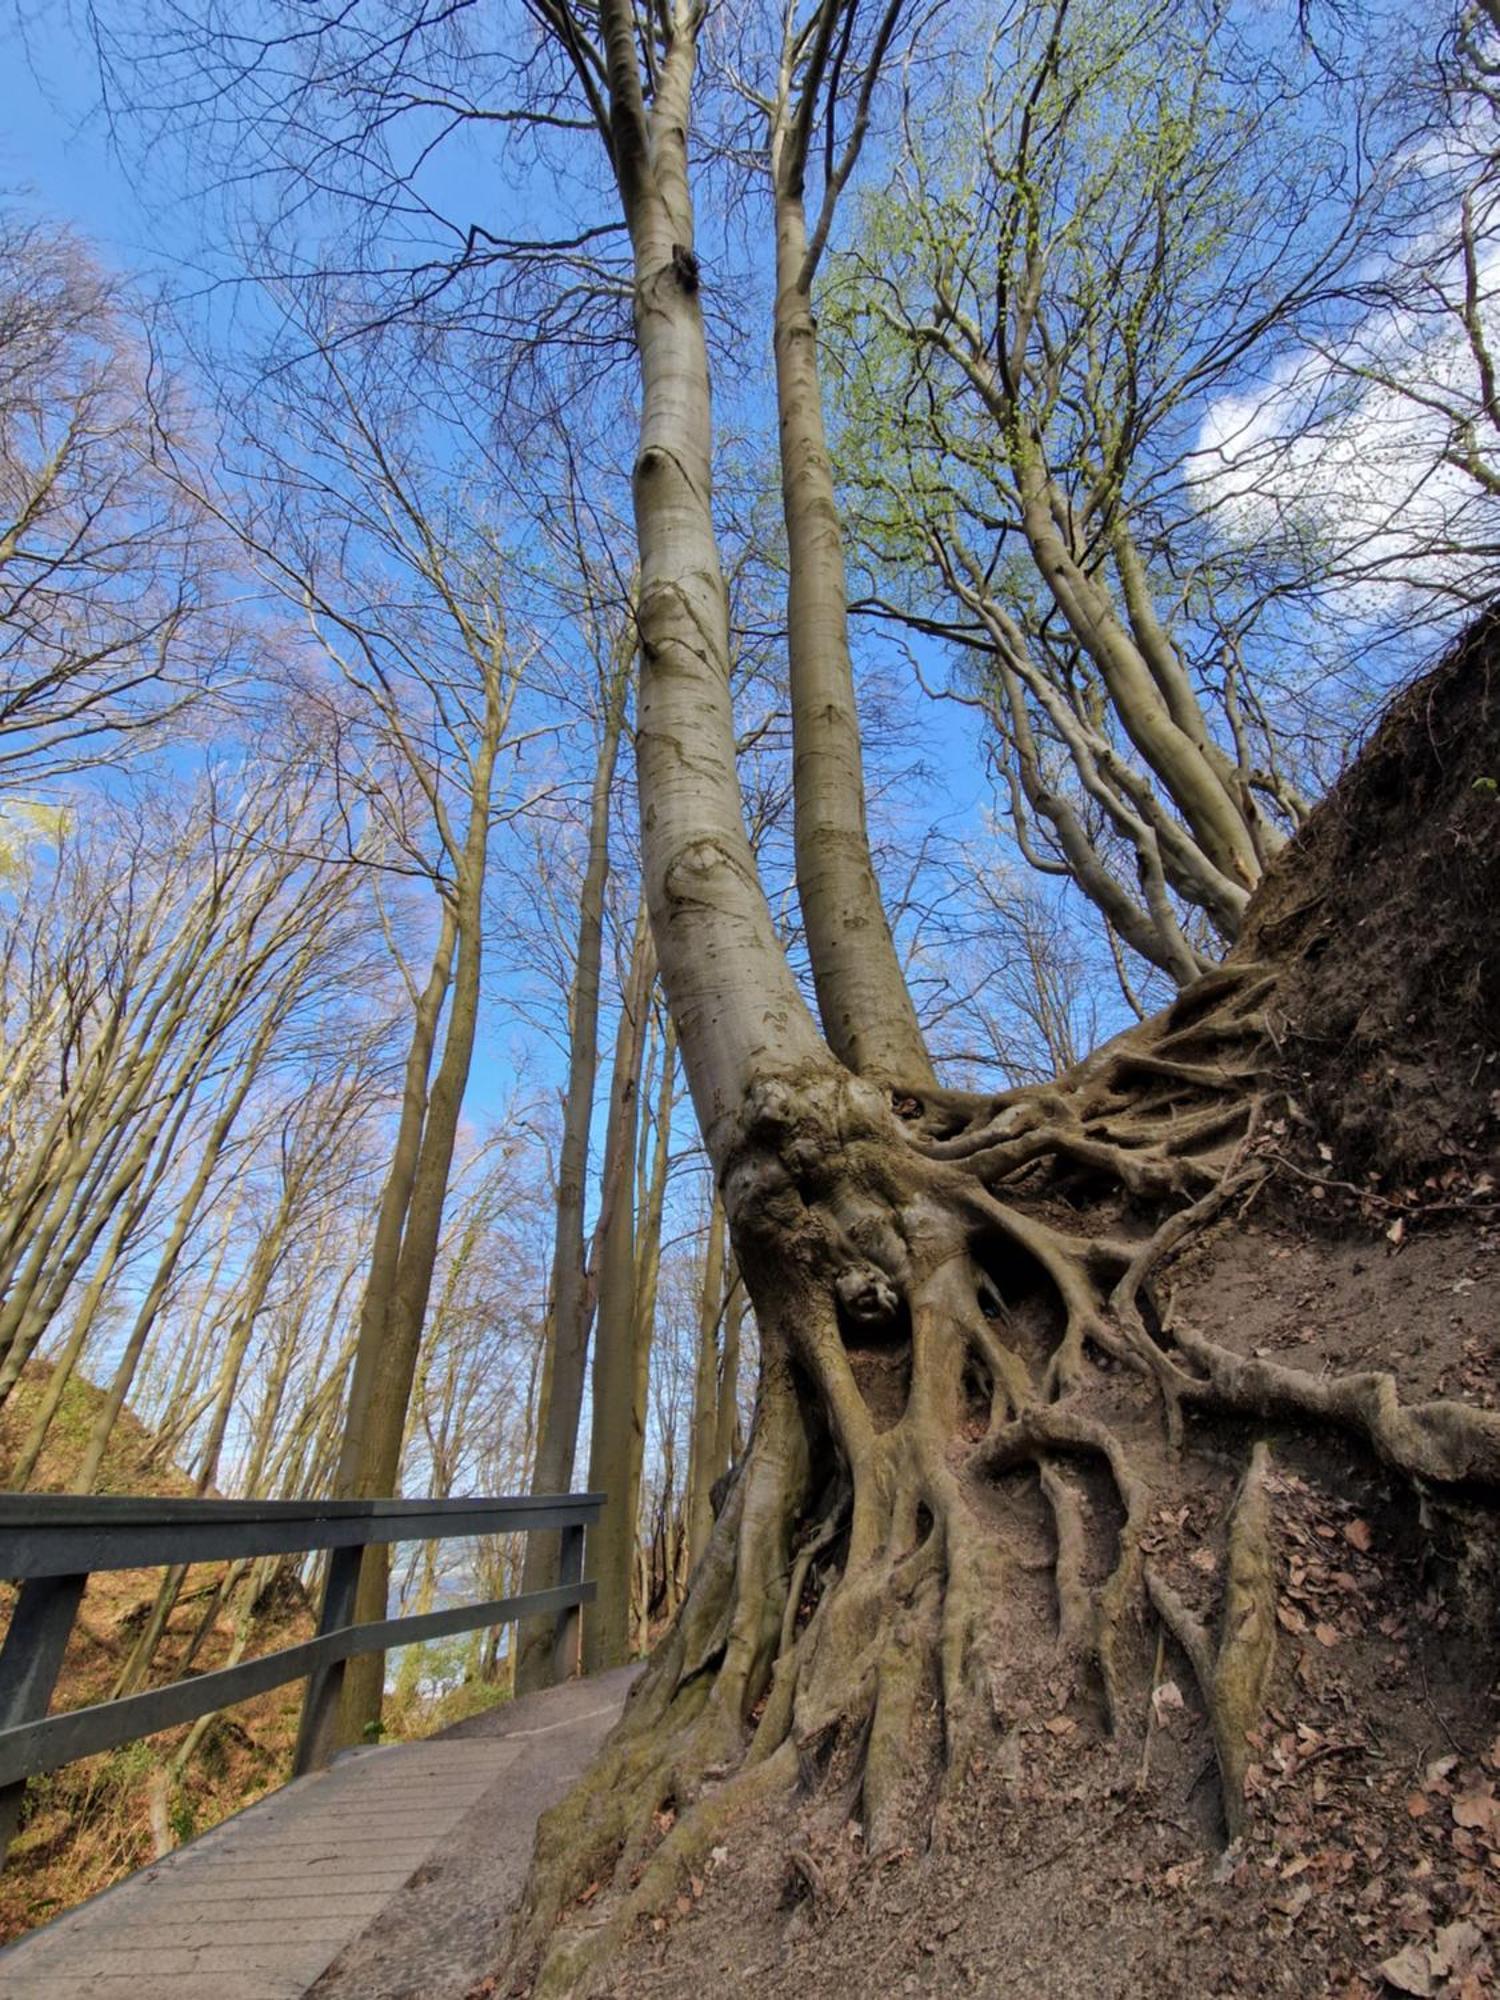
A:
[[497, 622, 1500, 2000]]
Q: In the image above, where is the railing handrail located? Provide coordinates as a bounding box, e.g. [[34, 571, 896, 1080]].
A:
[[0, 1491, 606, 1579], [0, 1492, 606, 1525], [0, 1487, 601, 1861]]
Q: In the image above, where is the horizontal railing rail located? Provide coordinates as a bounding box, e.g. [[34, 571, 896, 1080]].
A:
[[0, 1490, 604, 1865]]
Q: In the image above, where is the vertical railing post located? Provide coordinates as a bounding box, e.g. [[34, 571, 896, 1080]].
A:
[[552, 1519, 585, 1683], [0, 1572, 87, 1865], [292, 1541, 362, 1776]]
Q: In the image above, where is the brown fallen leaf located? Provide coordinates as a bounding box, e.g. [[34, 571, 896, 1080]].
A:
[[1345, 1519, 1374, 1553], [1452, 1788, 1499, 1839], [1314, 1621, 1342, 1648], [1405, 1793, 1431, 1818], [1377, 1943, 1436, 1996], [1278, 1602, 1309, 1635], [1044, 1713, 1076, 1735], [1163, 1859, 1203, 1890], [1432, 1919, 1484, 1977], [1152, 1679, 1186, 1721]]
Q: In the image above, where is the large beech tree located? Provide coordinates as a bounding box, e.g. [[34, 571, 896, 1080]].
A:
[[495, 1, 1500, 1991]]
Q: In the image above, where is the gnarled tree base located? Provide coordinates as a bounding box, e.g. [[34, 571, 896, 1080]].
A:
[[511, 964, 1500, 1998]]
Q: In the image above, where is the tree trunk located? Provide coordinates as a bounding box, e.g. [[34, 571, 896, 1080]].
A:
[[514, 665, 630, 1689], [771, 166, 933, 1084], [712, 1266, 745, 1489], [682, 1189, 727, 1572], [43, 995, 280, 1490], [580, 984, 648, 1672], [625, 1010, 675, 1628], [335, 710, 497, 1743], [579, 912, 654, 1671], [498, 13, 1483, 1991]]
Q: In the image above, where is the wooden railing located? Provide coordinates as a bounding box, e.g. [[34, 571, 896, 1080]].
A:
[[0, 1490, 603, 1864]]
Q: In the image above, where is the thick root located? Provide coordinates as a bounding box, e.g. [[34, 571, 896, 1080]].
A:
[[1145, 1444, 1277, 1842], [1210, 1442, 1277, 1842], [1172, 1325, 1500, 1484]]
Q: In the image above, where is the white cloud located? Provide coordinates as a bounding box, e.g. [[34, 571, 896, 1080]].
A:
[[1191, 192, 1500, 618]]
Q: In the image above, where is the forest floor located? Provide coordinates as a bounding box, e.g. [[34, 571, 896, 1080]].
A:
[[503, 620, 1500, 1999]]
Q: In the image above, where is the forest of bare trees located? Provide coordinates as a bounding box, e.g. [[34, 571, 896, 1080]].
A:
[[2, 0, 1498, 1989]]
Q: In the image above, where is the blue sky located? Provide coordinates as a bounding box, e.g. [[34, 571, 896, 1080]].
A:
[[2, 1, 1137, 1115], [9, 21, 147, 259]]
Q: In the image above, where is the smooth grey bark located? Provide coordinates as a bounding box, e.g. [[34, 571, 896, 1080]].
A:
[[335, 694, 500, 1742], [514, 657, 630, 1691], [683, 1189, 727, 1570], [580, 919, 654, 1673], [599, 0, 830, 1161], [769, 51, 933, 1084]]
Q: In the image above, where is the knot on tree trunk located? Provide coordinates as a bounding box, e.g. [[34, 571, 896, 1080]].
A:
[[834, 1261, 900, 1327], [670, 243, 700, 291]]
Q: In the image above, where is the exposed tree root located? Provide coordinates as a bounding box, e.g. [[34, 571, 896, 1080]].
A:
[[510, 961, 1500, 1996], [1146, 1443, 1277, 1840]]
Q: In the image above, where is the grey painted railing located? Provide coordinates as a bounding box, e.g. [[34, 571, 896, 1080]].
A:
[[0, 1490, 603, 1864]]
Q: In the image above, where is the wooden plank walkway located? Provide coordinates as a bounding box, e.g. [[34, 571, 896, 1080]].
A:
[[0, 1668, 638, 2000]]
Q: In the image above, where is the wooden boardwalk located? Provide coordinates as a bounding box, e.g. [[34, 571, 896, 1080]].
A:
[[0, 1668, 637, 2000]]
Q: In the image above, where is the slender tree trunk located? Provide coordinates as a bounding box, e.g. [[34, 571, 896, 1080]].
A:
[[580, 920, 655, 1671], [1013, 461, 1258, 907], [625, 1013, 675, 1626], [9, 1187, 140, 1487], [514, 669, 629, 1689], [335, 899, 459, 1483], [137, 1191, 241, 1470], [683, 1190, 727, 1571], [335, 700, 499, 1743], [771, 157, 933, 1084], [37, 1008, 278, 1488], [713, 1266, 745, 1486]]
